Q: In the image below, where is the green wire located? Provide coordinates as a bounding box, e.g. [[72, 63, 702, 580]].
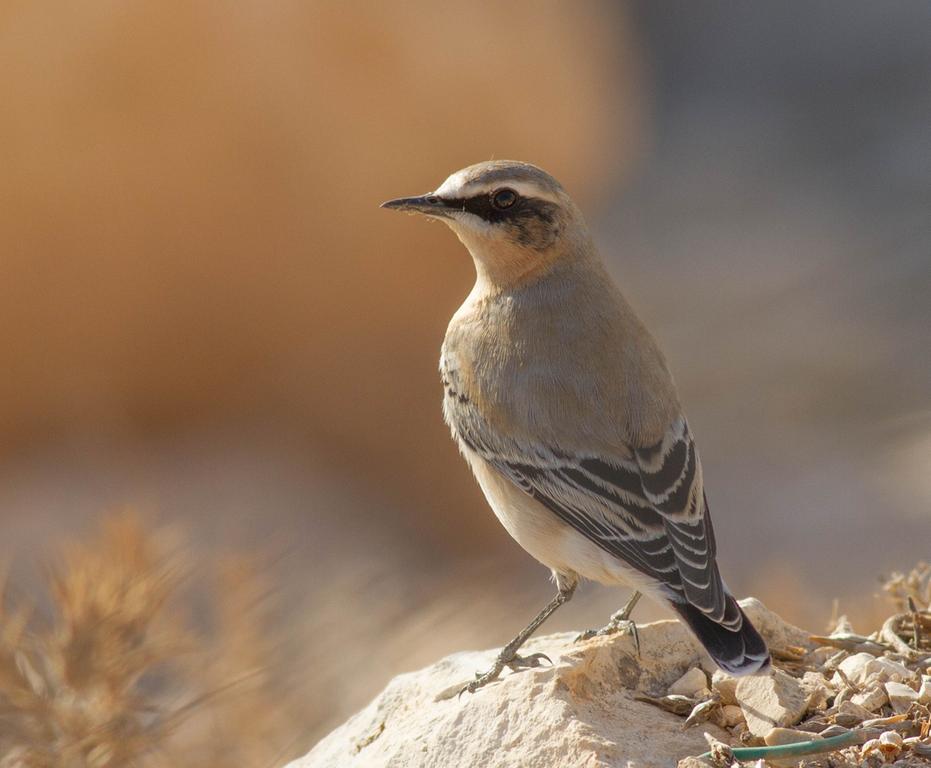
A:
[[697, 731, 862, 761]]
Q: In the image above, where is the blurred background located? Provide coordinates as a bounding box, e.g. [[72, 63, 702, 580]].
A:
[[1, 0, 929, 761]]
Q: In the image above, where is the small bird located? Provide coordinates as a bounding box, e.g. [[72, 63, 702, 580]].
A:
[[382, 161, 770, 694]]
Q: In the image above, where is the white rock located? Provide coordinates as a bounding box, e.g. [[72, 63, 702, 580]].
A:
[[676, 758, 712, 768], [720, 704, 745, 727], [832, 686, 853, 707], [861, 738, 881, 756], [879, 730, 902, 747], [833, 652, 874, 685], [290, 619, 735, 767], [850, 686, 888, 712], [764, 728, 822, 768], [738, 598, 812, 650], [668, 668, 709, 698], [878, 730, 903, 758], [884, 681, 919, 713], [712, 670, 738, 705], [870, 655, 908, 680], [735, 668, 808, 738], [833, 653, 910, 687], [799, 671, 833, 710], [764, 727, 821, 746], [291, 599, 810, 768]]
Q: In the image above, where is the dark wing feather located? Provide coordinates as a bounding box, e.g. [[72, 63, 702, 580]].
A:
[[634, 421, 740, 627], [460, 415, 736, 626]]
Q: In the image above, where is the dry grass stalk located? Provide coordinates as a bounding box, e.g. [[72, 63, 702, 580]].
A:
[[0, 514, 305, 768], [883, 562, 931, 613]]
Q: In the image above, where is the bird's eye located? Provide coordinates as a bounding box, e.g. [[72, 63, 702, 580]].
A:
[[491, 188, 518, 210]]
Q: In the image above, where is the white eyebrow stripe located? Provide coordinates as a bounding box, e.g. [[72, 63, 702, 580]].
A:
[[433, 175, 562, 207], [434, 170, 470, 198]]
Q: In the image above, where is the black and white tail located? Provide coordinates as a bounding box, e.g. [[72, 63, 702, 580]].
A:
[[671, 597, 770, 676]]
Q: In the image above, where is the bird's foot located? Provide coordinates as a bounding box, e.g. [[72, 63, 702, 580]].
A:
[[506, 651, 552, 671], [457, 651, 552, 697], [575, 592, 642, 652], [575, 618, 640, 654]]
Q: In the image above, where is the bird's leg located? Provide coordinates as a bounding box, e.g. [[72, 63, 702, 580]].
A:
[[575, 590, 642, 653], [459, 576, 577, 697]]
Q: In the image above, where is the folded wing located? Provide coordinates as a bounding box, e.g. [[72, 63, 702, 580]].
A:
[[458, 415, 737, 627]]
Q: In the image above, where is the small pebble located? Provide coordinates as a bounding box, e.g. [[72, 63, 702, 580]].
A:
[[711, 669, 737, 705], [884, 681, 919, 714], [834, 699, 873, 727], [861, 738, 881, 756], [851, 686, 888, 712], [878, 730, 903, 758], [735, 668, 808, 738], [668, 667, 709, 698], [832, 686, 853, 707], [795, 717, 828, 733], [720, 704, 744, 728], [764, 727, 821, 746], [879, 731, 903, 747], [834, 653, 910, 687], [800, 670, 833, 710]]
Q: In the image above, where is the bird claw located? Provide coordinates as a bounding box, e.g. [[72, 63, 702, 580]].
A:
[[456, 651, 552, 698], [506, 651, 551, 670], [575, 619, 641, 655], [457, 666, 502, 699]]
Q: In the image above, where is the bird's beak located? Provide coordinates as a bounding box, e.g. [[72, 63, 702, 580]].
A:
[[380, 194, 450, 216]]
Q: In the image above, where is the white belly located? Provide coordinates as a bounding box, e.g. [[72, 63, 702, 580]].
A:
[[465, 447, 658, 591]]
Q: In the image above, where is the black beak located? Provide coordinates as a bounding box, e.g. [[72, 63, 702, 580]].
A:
[[380, 194, 450, 215]]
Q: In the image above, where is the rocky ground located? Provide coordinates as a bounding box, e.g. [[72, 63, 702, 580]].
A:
[[289, 565, 931, 767]]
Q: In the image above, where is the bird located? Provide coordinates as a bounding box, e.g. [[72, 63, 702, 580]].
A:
[[381, 160, 770, 694]]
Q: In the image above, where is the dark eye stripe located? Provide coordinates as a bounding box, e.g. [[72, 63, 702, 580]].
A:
[[439, 194, 550, 224], [440, 193, 561, 250]]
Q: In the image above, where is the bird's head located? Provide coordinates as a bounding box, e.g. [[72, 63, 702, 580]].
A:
[[382, 161, 591, 288]]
